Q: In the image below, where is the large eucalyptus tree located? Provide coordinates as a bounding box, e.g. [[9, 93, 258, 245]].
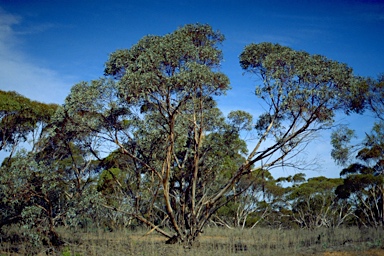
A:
[[59, 25, 365, 245], [58, 24, 241, 245]]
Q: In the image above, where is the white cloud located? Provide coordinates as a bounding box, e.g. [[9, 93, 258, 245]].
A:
[[0, 7, 72, 104]]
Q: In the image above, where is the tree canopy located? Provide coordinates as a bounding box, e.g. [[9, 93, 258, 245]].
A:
[[0, 24, 378, 250]]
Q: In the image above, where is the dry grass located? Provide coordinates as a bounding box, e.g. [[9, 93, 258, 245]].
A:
[[1, 226, 384, 255]]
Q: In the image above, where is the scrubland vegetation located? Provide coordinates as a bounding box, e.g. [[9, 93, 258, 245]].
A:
[[1, 24, 383, 255], [1, 226, 384, 255]]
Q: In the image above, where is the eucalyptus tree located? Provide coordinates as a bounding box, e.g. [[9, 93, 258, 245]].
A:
[[0, 91, 101, 247], [285, 176, 351, 228], [215, 169, 285, 229], [331, 122, 384, 227], [0, 90, 58, 160], [0, 92, 65, 248], [61, 26, 364, 245], [60, 24, 241, 245], [0, 152, 66, 248], [331, 74, 384, 227], [42, 104, 103, 197]]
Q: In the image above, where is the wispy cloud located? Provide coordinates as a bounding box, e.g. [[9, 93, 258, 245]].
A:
[[0, 7, 72, 104], [0, 7, 21, 46]]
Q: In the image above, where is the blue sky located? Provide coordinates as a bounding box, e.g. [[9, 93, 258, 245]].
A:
[[0, 0, 383, 178]]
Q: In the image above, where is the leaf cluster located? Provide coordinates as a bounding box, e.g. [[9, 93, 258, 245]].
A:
[[0, 90, 58, 152]]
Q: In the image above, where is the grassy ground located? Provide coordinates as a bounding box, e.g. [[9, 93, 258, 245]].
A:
[[1, 226, 384, 255]]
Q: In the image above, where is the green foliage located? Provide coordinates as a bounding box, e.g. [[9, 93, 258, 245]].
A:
[[52, 26, 373, 243], [285, 176, 345, 228], [240, 42, 365, 119], [0, 151, 64, 247], [0, 147, 104, 250], [331, 126, 355, 166], [2, 24, 382, 249], [97, 168, 124, 194], [227, 110, 253, 131], [55, 24, 236, 244], [105, 23, 229, 105], [0, 90, 58, 155], [331, 89, 384, 227], [367, 74, 384, 120], [239, 42, 365, 180]]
